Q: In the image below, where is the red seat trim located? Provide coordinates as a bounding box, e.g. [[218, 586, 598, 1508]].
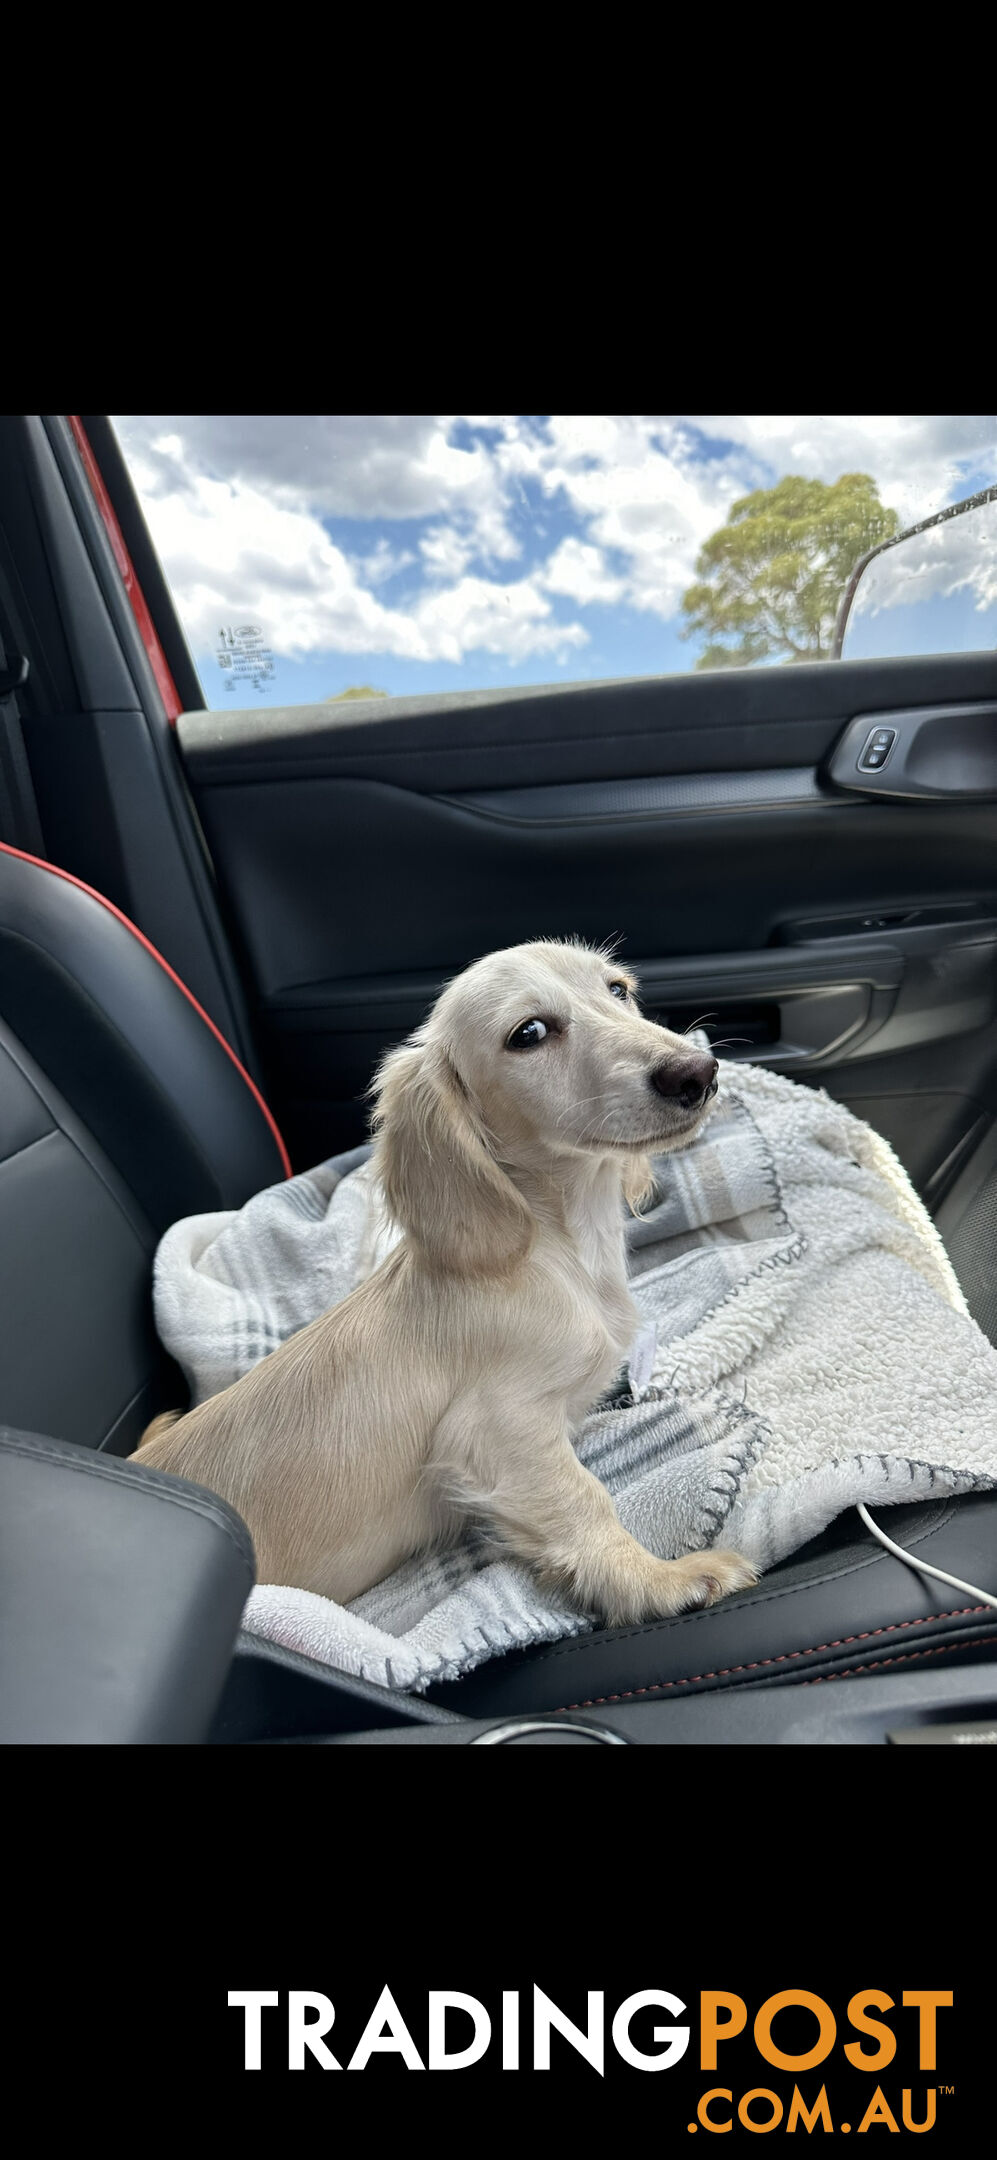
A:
[[0, 840, 292, 1180]]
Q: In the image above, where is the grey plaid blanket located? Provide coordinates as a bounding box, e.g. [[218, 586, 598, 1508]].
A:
[[152, 1060, 997, 1693]]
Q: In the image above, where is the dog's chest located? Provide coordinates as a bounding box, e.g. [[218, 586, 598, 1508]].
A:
[[570, 1200, 630, 1299], [561, 1207, 640, 1380]]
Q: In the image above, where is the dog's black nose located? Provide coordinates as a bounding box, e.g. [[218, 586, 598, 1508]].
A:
[[650, 1052, 719, 1110]]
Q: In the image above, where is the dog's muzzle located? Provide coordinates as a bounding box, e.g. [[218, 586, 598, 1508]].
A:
[[649, 1052, 719, 1112]]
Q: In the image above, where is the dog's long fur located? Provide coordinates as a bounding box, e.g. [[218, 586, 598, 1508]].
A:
[[131, 941, 756, 1622]]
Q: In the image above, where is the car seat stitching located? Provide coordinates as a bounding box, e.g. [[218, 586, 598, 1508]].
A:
[[558, 1605, 990, 1708], [803, 1635, 997, 1684]]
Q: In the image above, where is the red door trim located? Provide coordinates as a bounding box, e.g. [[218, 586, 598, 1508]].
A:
[[66, 415, 185, 725]]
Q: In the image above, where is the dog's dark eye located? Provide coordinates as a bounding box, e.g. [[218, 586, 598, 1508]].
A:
[[608, 980, 630, 1001], [506, 1018, 549, 1050]]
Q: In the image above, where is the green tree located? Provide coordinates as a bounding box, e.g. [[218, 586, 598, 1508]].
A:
[[681, 473, 901, 669], [324, 685, 390, 701]]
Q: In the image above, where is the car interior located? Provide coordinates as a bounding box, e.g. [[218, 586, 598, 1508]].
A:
[[1, 413, 996, 1746]]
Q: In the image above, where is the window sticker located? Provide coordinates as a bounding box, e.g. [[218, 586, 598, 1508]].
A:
[[216, 625, 276, 694]]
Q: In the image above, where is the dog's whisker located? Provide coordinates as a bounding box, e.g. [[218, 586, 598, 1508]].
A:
[[552, 1092, 611, 1124]]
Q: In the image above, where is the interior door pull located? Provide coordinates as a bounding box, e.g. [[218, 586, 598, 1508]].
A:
[[827, 703, 997, 799]]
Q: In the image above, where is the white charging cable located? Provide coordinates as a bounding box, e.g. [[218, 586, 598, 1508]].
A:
[[856, 1502, 997, 1612]]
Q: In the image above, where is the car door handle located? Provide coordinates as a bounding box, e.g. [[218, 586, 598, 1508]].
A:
[[633, 942, 902, 1069], [636, 915, 997, 1070], [825, 703, 997, 799]]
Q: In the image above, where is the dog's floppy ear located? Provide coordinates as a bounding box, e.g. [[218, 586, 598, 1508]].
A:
[[370, 1035, 534, 1276]]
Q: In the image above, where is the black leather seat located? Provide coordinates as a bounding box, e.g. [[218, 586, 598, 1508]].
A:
[[0, 841, 288, 1453], [2, 835, 995, 1730]]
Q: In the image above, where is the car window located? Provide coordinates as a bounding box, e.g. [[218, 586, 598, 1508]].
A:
[[109, 416, 997, 710]]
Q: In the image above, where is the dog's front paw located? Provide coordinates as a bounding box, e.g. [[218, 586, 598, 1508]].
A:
[[687, 1547, 758, 1605], [638, 1547, 758, 1620]]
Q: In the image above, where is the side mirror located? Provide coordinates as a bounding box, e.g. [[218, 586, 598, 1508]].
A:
[[833, 483, 997, 661]]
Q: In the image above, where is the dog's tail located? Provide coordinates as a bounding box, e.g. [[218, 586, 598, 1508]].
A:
[[135, 1408, 182, 1454]]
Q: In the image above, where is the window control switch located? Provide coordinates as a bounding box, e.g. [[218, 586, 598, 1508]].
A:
[[858, 726, 897, 772]]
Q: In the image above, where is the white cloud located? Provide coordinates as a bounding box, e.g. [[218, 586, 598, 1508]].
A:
[[535, 417, 748, 620], [113, 412, 521, 563], [121, 441, 586, 666], [688, 416, 997, 528], [414, 576, 588, 666], [540, 537, 625, 605], [353, 538, 416, 586], [419, 525, 476, 580]]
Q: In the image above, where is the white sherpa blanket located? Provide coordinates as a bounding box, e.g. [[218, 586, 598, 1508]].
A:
[[152, 1062, 997, 1694]]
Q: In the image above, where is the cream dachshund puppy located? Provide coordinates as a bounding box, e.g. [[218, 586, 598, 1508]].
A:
[[133, 940, 756, 1623]]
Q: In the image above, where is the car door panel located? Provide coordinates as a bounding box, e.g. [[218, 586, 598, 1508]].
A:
[[178, 649, 997, 787], [176, 651, 997, 1193]]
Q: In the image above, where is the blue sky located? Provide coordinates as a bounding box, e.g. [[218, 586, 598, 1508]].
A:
[[110, 416, 997, 707]]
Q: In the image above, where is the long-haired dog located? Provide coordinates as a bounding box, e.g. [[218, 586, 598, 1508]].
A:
[[133, 941, 756, 1621]]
